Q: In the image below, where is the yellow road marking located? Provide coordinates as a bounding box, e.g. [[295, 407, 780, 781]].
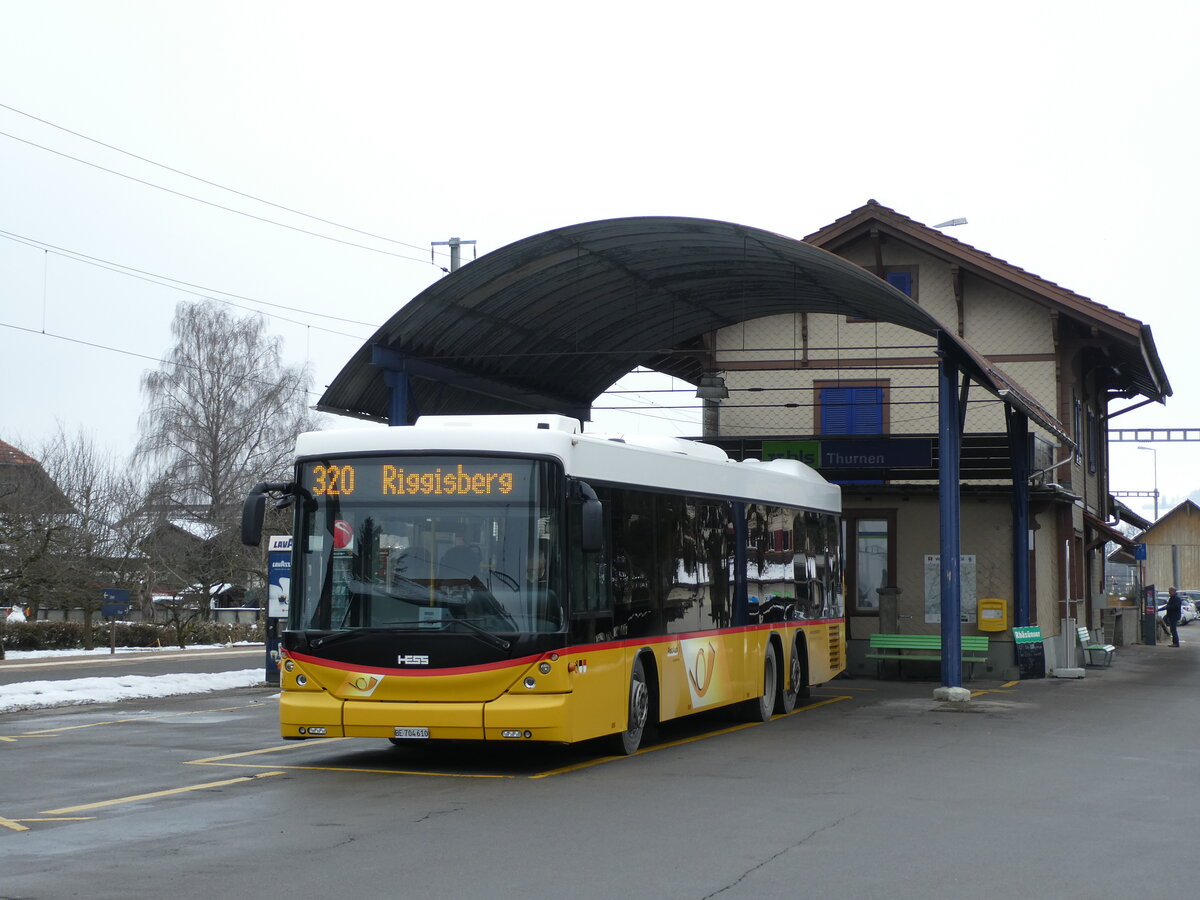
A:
[[1, 815, 30, 832], [13, 817, 94, 822], [202, 762, 509, 778], [185, 738, 345, 765], [40, 771, 284, 815], [182, 696, 857, 782], [185, 739, 507, 778], [531, 695, 853, 778], [816, 685, 877, 693], [970, 684, 1019, 697]]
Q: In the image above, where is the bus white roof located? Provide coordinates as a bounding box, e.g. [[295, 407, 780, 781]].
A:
[[294, 416, 839, 513]]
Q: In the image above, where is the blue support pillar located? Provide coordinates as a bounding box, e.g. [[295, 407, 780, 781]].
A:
[[383, 369, 410, 426], [938, 354, 963, 688], [1007, 409, 1031, 626]]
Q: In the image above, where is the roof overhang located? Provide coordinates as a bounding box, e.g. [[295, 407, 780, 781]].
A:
[[318, 216, 1069, 444], [805, 200, 1171, 404], [1084, 509, 1138, 553]]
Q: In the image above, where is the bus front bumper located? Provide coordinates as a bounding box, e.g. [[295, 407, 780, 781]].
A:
[[280, 691, 572, 743]]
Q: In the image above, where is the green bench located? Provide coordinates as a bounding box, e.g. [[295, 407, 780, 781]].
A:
[[1076, 626, 1115, 667], [866, 633, 991, 680]]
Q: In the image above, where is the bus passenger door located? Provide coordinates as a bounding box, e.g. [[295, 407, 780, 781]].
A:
[[566, 486, 622, 741]]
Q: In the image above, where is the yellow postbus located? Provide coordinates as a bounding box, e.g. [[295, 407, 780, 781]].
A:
[[243, 414, 844, 754]]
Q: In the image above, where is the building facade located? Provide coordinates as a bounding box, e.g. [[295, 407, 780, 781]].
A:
[[1136, 500, 1200, 593], [701, 201, 1170, 676]]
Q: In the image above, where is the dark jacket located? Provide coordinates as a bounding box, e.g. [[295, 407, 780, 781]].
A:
[[1165, 593, 1183, 624]]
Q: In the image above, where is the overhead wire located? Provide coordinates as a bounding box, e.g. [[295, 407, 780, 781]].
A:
[[0, 101, 440, 258], [0, 105, 959, 431], [0, 227, 378, 338], [1, 320, 327, 404], [0, 126, 441, 267]]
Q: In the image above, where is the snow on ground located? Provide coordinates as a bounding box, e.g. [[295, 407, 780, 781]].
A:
[[0, 644, 268, 713]]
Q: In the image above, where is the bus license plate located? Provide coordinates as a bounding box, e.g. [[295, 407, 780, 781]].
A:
[[393, 727, 430, 739]]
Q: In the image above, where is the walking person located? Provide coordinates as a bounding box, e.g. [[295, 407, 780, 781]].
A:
[[1164, 587, 1183, 647]]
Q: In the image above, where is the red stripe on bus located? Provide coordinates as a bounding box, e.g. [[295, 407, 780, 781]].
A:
[[289, 617, 843, 678]]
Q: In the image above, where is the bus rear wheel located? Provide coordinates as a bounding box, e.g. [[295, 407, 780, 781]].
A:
[[776, 634, 804, 715], [609, 656, 651, 756], [742, 643, 777, 723]]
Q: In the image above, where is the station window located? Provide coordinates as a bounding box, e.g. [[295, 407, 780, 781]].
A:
[[816, 382, 887, 436], [848, 266, 918, 321], [843, 510, 896, 616]]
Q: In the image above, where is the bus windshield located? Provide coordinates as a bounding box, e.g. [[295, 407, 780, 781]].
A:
[[293, 455, 562, 636]]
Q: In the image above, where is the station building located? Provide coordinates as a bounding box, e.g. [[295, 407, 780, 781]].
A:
[[320, 204, 1171, 681], [1133, 499, 1200, 595], [699, 201, 1168, 674]]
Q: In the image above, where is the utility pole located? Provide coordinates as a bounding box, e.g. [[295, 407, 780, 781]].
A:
[[431, 236, 476, 273]]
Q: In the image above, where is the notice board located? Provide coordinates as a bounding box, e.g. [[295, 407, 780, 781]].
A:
[[1012, 625, 1045, 679]]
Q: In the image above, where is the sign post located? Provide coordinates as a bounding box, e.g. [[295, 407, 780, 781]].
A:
[[266, 535, 292, 685], [100, 588, 131, 655], [1143, 583, 1157, 646]]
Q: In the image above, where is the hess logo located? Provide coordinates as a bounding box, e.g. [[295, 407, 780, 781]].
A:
[[397, 654, 430, 666]]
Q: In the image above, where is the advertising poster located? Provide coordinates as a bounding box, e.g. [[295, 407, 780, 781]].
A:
[[267, 534, 292, 619], [923, 554, 977, 623]]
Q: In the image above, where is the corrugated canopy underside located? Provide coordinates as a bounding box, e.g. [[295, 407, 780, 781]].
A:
[[318, 216, 1070, 443]]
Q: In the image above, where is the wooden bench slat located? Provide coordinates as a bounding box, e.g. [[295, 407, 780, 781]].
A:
[[867, 633, 990, 680], [1076, 626, 1115, 667]]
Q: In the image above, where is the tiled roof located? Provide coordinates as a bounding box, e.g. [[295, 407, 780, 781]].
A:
[[806, 199, 1141, 331], [0, 439, 38, 466], [804, 199, 1171, 402]]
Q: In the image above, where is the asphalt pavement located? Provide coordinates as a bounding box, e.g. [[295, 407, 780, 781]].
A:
[[2, 636, 1198, 899]]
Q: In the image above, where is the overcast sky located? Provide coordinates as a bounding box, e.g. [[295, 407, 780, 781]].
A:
[[1, 1, 1196, 524]]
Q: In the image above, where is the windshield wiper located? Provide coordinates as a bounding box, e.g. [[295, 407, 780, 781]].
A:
[[309, 629, 371, 649], [444, 616, 511, 651]]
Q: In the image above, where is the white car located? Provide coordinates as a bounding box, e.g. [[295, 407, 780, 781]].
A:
[[1177, 590, 1200, 624], [1156, 591, 1196, 626]]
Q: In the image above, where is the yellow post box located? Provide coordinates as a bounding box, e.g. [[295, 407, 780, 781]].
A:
[[978, 597, 1008, 632]]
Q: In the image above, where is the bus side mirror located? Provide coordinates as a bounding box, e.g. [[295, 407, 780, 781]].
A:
[[242, 486, 268, 547], [576, 481, 603, 553], [242, 482, 291, 547]]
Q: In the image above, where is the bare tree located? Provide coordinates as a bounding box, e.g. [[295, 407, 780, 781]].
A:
[[135, 300, 316, 617], [39, 429, 152, 648], [0, 436, 76, 639], [0, 430, 146, 653]]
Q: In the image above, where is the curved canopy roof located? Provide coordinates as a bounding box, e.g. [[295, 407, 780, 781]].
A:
[[318, 216, 1068, 442]]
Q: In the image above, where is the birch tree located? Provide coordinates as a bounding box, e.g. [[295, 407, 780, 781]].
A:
[[136, 300, 317, 617]]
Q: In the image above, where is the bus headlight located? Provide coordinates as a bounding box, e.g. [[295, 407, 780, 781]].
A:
[[538, 662, 552, 675], [524, 677, 536, 689]]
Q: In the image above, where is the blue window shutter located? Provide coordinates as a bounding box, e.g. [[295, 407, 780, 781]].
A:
[[821, 387, 884, 435], [885, 271, 913, 296], [852, 387, 884, 433], [822, 388, 851, 433]]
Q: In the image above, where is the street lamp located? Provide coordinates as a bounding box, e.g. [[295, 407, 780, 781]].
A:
[[1138, 445, 1159, 519]]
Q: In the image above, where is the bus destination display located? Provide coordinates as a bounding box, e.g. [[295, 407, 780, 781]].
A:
[[305, 458, 532, 500]]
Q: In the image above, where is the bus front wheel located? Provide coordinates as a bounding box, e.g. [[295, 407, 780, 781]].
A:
[[609, 656, 651, 756], [742, 644, 777, 723]]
